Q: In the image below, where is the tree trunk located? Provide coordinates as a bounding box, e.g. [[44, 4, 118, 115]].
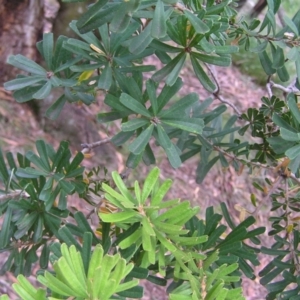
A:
[[0, 0, 59, 85]]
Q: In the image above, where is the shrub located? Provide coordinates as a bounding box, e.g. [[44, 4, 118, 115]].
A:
[[1, 0, 300, 299]]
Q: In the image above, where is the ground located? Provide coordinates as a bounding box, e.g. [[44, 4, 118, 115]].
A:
[[0, 58, 277, 299]]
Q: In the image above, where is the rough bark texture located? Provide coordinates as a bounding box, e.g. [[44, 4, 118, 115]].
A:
[[0, 0, 43, 84]]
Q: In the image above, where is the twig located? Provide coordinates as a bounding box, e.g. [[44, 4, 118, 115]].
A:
[[81, 137, 112, 153], [202, 63, 242, 116], [205, 63, 220, 95], [266, 76, 273, 97], [213, 93, 242, 117], [251, 175, 282, 215], [267, 78, 300, 96], [0, 190, 29, 202]]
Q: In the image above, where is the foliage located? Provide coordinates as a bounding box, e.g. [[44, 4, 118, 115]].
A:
[[1, 0, 300, 299]]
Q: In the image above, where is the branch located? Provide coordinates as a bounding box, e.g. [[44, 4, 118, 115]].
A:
[[203, 63, 242, 116], [271, 79, 300, 94], [81, 137, 112, 153]]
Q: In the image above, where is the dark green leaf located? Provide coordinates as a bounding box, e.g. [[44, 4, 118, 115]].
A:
[[43, 33, 54, 69], [4, 76, 45, 91], [159, 93, 198, 117], [162, 118, 204, 134], [120, 93, 152, 117], [152, 52, 185, 83], [196, 156, 219, 183], [129, 22, 153, 55], [76, 0, 110, 31], [184, 10, 209, 34], [283, 15, 299, 35], [7, 55, 47, 75], [46, 95, 67, 120], [112, 131, 135, 146], [156, 125, 181, 168], [146, 80, 158, 115], [32, 81, 52, 99], [191, 55, 216, 92], [166, 53, 186, 86], [258, 50, 276, 75], [98, 63, 112, 90], [129, 124, 154, 154], [191, 52, 231, 67], [151, 0, 166, 39], [272, 47, 285, 69], [122, 118, 150, 132], [157, 78, 183, 112]]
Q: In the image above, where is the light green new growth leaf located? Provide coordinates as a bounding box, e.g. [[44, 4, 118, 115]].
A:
[[141, 167, 160, 203], [142, 224, 155, 251], [135, 180, 142, 204], [102, 183, 135, 209], [115, 278, 140, 293], [151, 178, 172, 206], [155, 230, 178, 253], [100, 210, 140, 223], [217, 263, 239, 277], [205, 281, 224, 300], [109, 259, 126, 289], [13, 275, 40, 300], [54, 257, 87, 297], [112, 171, 138, 205], [118, 227, 143, 249], [88, 244, 104, 280], [38, 272, 77, 297], [170, 235, 208, 246], [203, 251, 219, 271], [97, 255, 122, 299], [169, 207, 199, 225], [156, 201, 190, 222], [12, 284, 36, 300], [69, 246, 87, 287], [154, 221, 188, 235], [142, 216, 156, 236]]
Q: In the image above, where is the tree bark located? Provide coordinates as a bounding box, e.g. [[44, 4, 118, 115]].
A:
[[0, 0, 59, 85]]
